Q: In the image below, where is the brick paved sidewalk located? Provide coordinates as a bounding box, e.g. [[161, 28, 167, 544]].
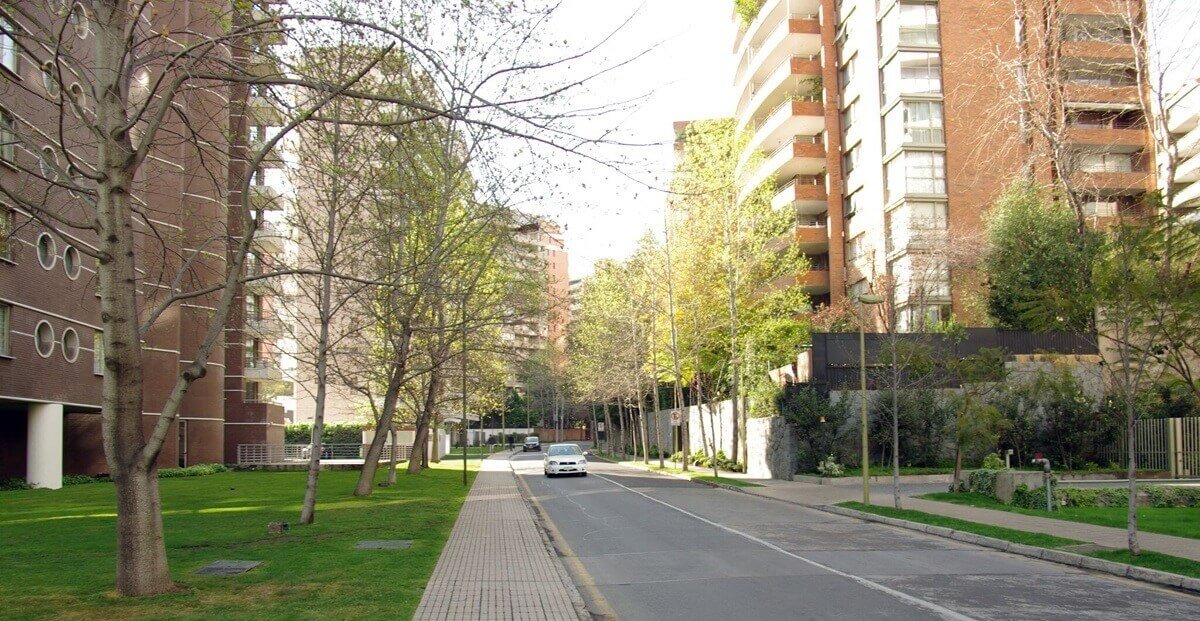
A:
[[414, 453, 584, 621]]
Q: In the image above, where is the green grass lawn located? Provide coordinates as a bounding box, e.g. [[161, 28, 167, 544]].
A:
[[0, 463, 477, 620], [691, 475, 764, 488], [919, 491, 1200, 540], [593, 454, 763, 487], [840, 501, 1200, 579]]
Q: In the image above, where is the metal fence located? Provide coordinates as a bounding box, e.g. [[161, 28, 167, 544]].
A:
[[237, 443, 413, 465], [1097, 417, 1200, 477]]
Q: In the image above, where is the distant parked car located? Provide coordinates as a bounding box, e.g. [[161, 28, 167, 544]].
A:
[[522, 436, 541, 452], [544, 443, 587, 477]]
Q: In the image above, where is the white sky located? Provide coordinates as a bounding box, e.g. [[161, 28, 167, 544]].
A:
[[528, 0, 1200, 281], [524, 0, 734, 280]]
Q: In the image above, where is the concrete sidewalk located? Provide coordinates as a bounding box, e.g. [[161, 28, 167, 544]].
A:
[[742, 478, 1200, 562], [414, 453, 584, 621]]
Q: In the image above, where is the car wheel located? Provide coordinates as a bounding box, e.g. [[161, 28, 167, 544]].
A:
[[580, 472, 588, 477]]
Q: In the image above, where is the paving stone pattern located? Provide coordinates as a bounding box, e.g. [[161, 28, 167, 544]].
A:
[[414, 456, 579, 620]]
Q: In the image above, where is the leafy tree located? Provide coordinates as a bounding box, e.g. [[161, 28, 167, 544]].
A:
[[983, 181, 1101, 332]]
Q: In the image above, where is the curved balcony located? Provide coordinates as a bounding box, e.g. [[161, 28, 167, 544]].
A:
[[740, 96, 825, 171], [795, 213, 829, 254], [733, 13, 822, 100], [247, 184, 285, 212], [245, 357, 284, 381], [248, 92, 282, 125], [251, 221, 287, 254], [739, 135, 826, 203], [732, 0, 822, 54], [737, 54, 824, 132], [772, 175, 826, 211]]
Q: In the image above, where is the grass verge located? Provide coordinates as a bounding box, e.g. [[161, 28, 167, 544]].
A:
[[0, 462, 477, 620], [593, 453, 763, 487], [919, 491, 1200, 540], [839, 501, 1200, 580]]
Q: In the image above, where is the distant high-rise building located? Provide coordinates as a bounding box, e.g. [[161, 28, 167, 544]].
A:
[[503, 217, 569, 389], [732, 0, 1153, 329]]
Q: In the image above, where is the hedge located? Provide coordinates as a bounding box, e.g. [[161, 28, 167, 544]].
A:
[[2, 464, 229, 491], [284, 423, 363, 445], [958, 468, 1200, 509]]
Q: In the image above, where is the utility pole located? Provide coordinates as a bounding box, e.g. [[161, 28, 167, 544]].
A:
[[462, 291, 468, 486]]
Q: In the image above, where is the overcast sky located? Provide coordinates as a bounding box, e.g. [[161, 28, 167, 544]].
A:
[[527, 0, 1200, 281]]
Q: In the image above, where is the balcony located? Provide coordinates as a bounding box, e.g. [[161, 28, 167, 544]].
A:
[[1177, 154, 1200, 183], [1177, 126, 1200, 158], [1075, 169, 1152, 192], [1062, 40, 1134, 61], [245, 50, 282, 77], [795, 214, 829, 253], [248, 137, 284, 168], [772, 175, 826, 211], [1067, 125, 1147, 148], [244, 316, 284, 338], [244, 357, 284, 381], [737, 54, 823, 132], [247, 184, 285, 211], [740, 136, 826, 203], [247, 92, 283, 125], [1063, 82, 1140, 105], [732, 0, 822, 54], [1175, 179, 1200, 208], [741, 96, 825, 171], [799, 267, 831, 294], [733, 12, 822, 97], [251, 221, 287, 253]]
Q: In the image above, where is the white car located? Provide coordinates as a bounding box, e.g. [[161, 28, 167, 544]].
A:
[[544, 443, 588, 477]]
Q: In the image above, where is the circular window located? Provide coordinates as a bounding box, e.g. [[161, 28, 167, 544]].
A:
[[35, 321, 55, 358], [40, 147, 58, 179], [49, 0, 68, 15], [69, 4, 91, 39], [36, 233, 57, 270], [41, 62, 60, 98], [63, 245, 81, 279], [61, 327, 79, 362]]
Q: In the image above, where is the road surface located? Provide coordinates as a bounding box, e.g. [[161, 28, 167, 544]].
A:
[[511, 451, 1200, 620]]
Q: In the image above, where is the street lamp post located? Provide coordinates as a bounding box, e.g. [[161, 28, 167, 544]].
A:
[[856, 294, 885, 505]]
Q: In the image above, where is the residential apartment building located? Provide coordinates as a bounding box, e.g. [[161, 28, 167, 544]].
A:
[[733, 0, 1153, 329], [1166, 79, 1200, 217], [502, 217, 570, 390], [223, 4, 291, 461], [0, 2, 266, 487]]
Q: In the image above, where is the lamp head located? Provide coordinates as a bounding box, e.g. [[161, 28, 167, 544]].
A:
[[856, 294, 885, 305]]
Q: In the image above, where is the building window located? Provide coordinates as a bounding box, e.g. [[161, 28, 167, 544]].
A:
[[0, 204, 12, 261], [1082, 199, 1119, 217], [907, 151, 947, 195], [61, 326, 79, 362], [1065, 65, 1136, 87], [35, 320, 54, 357], [0, 108, 15, 164], [93, 330, 104, 374], [0, 303, 9, 357], [245, 380, 260, 402], [884, 101, 945, 151], [69, 3, 91, 39], [63, 244, 81, 279], [0, 16, 17, 74], [36, 232, 57, 269], [842, 144, 858, 175], [1080, 151, 1135, 173], [898, 304, 949, 332], [40, 146, 58, 179], [846, 235, 864, 264], [882, 52, 942, 102], [1063, 16, 1131, 43]]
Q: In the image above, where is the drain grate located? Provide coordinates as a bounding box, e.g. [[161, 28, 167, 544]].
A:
[[355, 540, 413, 550], [195, 560, 262, 575]]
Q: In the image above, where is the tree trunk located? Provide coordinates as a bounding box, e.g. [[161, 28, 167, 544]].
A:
[[891, 387, 901, 509], [1126, 396, 1141, 554], [603, 401, 613, 455], [354, 340, 409, 496], [409, 370, 441, 474], [387, 420, 398, 486], [113, 467, 173, 595], [696, 381, 709, 470], [654, 384, 664, 468], [707, 400, 719, 479]]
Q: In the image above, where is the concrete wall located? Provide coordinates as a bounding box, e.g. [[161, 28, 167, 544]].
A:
[[656, 400, 739, 457], [746, 416, 795, 480]]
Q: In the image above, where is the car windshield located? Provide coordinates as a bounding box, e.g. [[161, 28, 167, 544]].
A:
[[547, 445, 582, 457], [525, 437, 539, 442]]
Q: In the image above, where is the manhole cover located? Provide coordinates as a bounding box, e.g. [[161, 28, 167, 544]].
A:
[[195, 560, 262, 575], [355, 540, 413, 550]]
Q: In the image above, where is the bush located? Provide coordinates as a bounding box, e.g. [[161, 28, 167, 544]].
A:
[[780, 384, 852, 473], [62, 474, 106, 486], [733, 0, 764, 26], [0, 479, 30, 491], [1010, 483, 1051, 509], [284, 424, 363, 445], [963, 469, 1001, 497], [1058, 486, 1128, 508], [1144, 485, 1200, 508], [981, 453, 1005, 470], [158, 464, 228, 478], [817, 455, 844, 477]]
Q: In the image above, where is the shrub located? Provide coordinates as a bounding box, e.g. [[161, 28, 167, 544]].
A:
[[284, 423, 363, 445], [734, 0, 764, 27], [62, 474, 106, 486], [981, 453, 1005, 470], [963, 469, 1001, 498], [1144, 485, 1200, 508], [158, 464, 228, 479], [0, 479, 30, 491], [817, 455, 844, 477], [1058, 486, 1128, 508]]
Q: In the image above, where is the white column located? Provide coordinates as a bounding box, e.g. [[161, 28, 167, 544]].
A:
[[26, 403, 64, 490]]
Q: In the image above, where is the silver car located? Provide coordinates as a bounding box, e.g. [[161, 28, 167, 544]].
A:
[[543, 443, 588, 477]]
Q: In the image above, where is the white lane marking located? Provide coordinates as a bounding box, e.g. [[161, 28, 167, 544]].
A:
[[592, 472, 979, 621]]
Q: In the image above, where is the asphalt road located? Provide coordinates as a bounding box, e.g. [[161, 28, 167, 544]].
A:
[[511, 451, 1200, 621]]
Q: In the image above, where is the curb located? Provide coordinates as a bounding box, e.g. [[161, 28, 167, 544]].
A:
[[819, 504, 1200, 595], [508, 459, 592, 621]]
